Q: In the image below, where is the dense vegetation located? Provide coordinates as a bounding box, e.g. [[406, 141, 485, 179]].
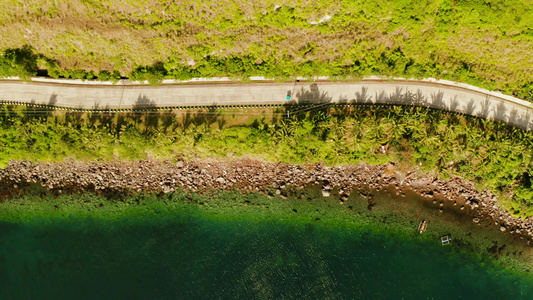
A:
[[0, 0, 531, 100], [1, 103, 532, 216]]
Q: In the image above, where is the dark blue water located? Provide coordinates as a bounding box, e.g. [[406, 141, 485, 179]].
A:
[[0, 213, 532, 299]]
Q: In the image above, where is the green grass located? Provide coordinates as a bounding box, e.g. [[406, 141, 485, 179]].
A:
[[0, 0, 531, 100]]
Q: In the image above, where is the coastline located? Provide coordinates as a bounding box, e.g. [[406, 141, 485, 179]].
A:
[[1, 158, 532, 244], [2, 158, 533, 293]]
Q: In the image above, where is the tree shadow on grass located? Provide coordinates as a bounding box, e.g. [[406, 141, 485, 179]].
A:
[[181, 104, 223, 132], [19, 93, 57, 121], [131, 94, 161, 135], [87, 101, 116, 135], [64, 106, 85, 128], [21, 100, 41, 121], [160, 110, 178, 133], [0, 103, 17, 122]]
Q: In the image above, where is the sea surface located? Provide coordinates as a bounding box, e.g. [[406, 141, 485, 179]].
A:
[[1, 204, 532, 300]]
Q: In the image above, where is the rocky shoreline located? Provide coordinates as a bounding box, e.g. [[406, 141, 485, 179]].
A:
[[0, 158, 531, 243]]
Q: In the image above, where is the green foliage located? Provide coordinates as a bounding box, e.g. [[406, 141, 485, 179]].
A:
[[0, 44, 531, 102], [1, 104, 532, 215], [130, 62, 166, 85], [515, 83, 533, 102], [97, 70, 121, 83], [44, 59, 98, 81], [0, 0, 532, 100], [44, 59, 63, 78], [0, 46, 38, 80]]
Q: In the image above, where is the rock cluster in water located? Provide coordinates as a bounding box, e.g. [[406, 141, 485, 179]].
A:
[[0, 158, 531, 242]]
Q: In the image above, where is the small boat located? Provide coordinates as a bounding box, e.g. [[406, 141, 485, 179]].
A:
[[418, 220, 427, 234], [440, 235, 452, 245]]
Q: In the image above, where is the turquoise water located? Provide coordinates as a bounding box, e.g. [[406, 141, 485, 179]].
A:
[[1, 211, 532, 300]]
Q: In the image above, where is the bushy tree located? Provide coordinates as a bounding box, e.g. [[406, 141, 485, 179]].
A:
[[0, 46, 38, 80]]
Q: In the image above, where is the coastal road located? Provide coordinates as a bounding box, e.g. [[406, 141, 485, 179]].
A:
[[1, 77, 532, 131]]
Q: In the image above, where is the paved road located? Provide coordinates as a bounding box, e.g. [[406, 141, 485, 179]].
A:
[[1, 78, 532, 131]]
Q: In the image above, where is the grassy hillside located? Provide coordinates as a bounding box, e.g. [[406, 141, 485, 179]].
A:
[[0, 0, 532, 99]]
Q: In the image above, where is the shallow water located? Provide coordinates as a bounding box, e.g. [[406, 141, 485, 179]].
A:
[[1, 208, 532, 300]]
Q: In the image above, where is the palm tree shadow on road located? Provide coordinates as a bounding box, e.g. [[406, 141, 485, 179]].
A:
[[283, 83, 333, 121]]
